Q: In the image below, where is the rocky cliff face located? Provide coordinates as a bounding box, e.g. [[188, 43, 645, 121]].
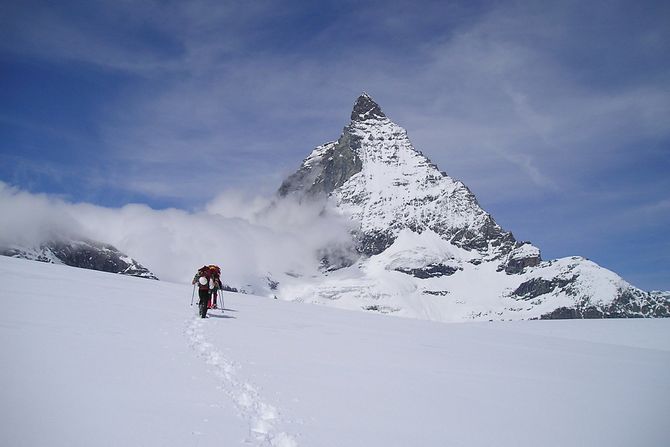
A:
[[273, 93, 668, 321], [280, 94, 532, 264], [1, 239, 158, 280]]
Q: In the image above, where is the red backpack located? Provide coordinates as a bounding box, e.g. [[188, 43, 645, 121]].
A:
[[196, 265, 221, 290], [195, 266, 211, 290]]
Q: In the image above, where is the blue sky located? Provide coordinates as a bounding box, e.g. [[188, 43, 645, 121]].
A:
[[1, 0, 669, 290]]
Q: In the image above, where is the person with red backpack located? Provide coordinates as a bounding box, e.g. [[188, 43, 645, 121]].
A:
[[192, 265, 214, 318], [192, 265, 223, 318]]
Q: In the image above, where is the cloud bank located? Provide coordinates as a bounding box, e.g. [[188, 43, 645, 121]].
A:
[[0, 183, 84, 247], [0, 182, 355, 292]]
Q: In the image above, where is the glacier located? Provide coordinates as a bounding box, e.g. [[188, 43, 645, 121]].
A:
[[1, 255, 668, 446]]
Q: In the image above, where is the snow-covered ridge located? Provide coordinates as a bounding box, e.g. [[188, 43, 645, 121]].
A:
[[279, 229, 668, 322]]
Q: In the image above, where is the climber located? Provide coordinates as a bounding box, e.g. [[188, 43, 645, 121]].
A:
[[192, 265, 221, 318]]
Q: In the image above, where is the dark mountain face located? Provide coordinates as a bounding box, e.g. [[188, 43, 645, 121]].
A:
[[540, 289, 670, 319], [278, 134, 363, 199], [351, 92, 386, 121], [1, 239, 158, 280]]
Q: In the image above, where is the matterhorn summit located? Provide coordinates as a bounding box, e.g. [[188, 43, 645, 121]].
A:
[[275, 93, 669, 321], [280, 94, 528, 264], [350, 92, 386, 121]]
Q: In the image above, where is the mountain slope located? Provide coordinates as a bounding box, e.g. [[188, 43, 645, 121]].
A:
[[275, 93, 668, 320], [1, 256, 668, 447]]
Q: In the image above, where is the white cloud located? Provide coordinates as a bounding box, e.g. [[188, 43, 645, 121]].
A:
[[0, 182, 355, 293], [381, 3, 670, 204], [0, 182, 84, 247]]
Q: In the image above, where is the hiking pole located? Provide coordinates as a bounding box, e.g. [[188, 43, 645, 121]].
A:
[[220, 289, 225, 311], [191, 284, 196, 306]]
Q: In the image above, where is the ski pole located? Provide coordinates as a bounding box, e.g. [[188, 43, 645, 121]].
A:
[[191, 284, 196, 306]]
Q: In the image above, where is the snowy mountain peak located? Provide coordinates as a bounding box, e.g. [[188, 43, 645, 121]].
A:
[[351, 92, 386, 122], [281, 94, 522, 261], [273, 94, 669, 321]]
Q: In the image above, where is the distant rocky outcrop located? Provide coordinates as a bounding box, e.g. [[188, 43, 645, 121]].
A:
[[1, 239, 158, 280], [541, 289, 670, 319]]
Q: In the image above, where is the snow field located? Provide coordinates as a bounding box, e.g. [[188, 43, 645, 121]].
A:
[[1, 255, 669, 447], [186, 317, 297, 447]]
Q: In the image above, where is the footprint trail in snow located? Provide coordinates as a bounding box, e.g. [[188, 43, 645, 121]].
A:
[[186, 317, 298, 447]]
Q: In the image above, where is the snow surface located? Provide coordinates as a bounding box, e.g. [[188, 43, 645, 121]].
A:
[[1, 256, 669, 447]]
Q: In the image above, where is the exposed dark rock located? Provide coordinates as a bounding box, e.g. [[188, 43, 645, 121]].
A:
[[512, 277, 575, 300], [355, 230, 396, 256], [540, 288, 670, 319], [1, 239, 158, 280], [278, 132, 363, 199], [539, 307, 581, 319], [444, 214, 517, 259], [351, 93, 386, 122], [362, 304, 399, 314], [503, 243, 542, 274], [266, 276, 279, 291], [504, 255, 541, 274], [395, 263, 460, 279], [221, 283, 240, 293]]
